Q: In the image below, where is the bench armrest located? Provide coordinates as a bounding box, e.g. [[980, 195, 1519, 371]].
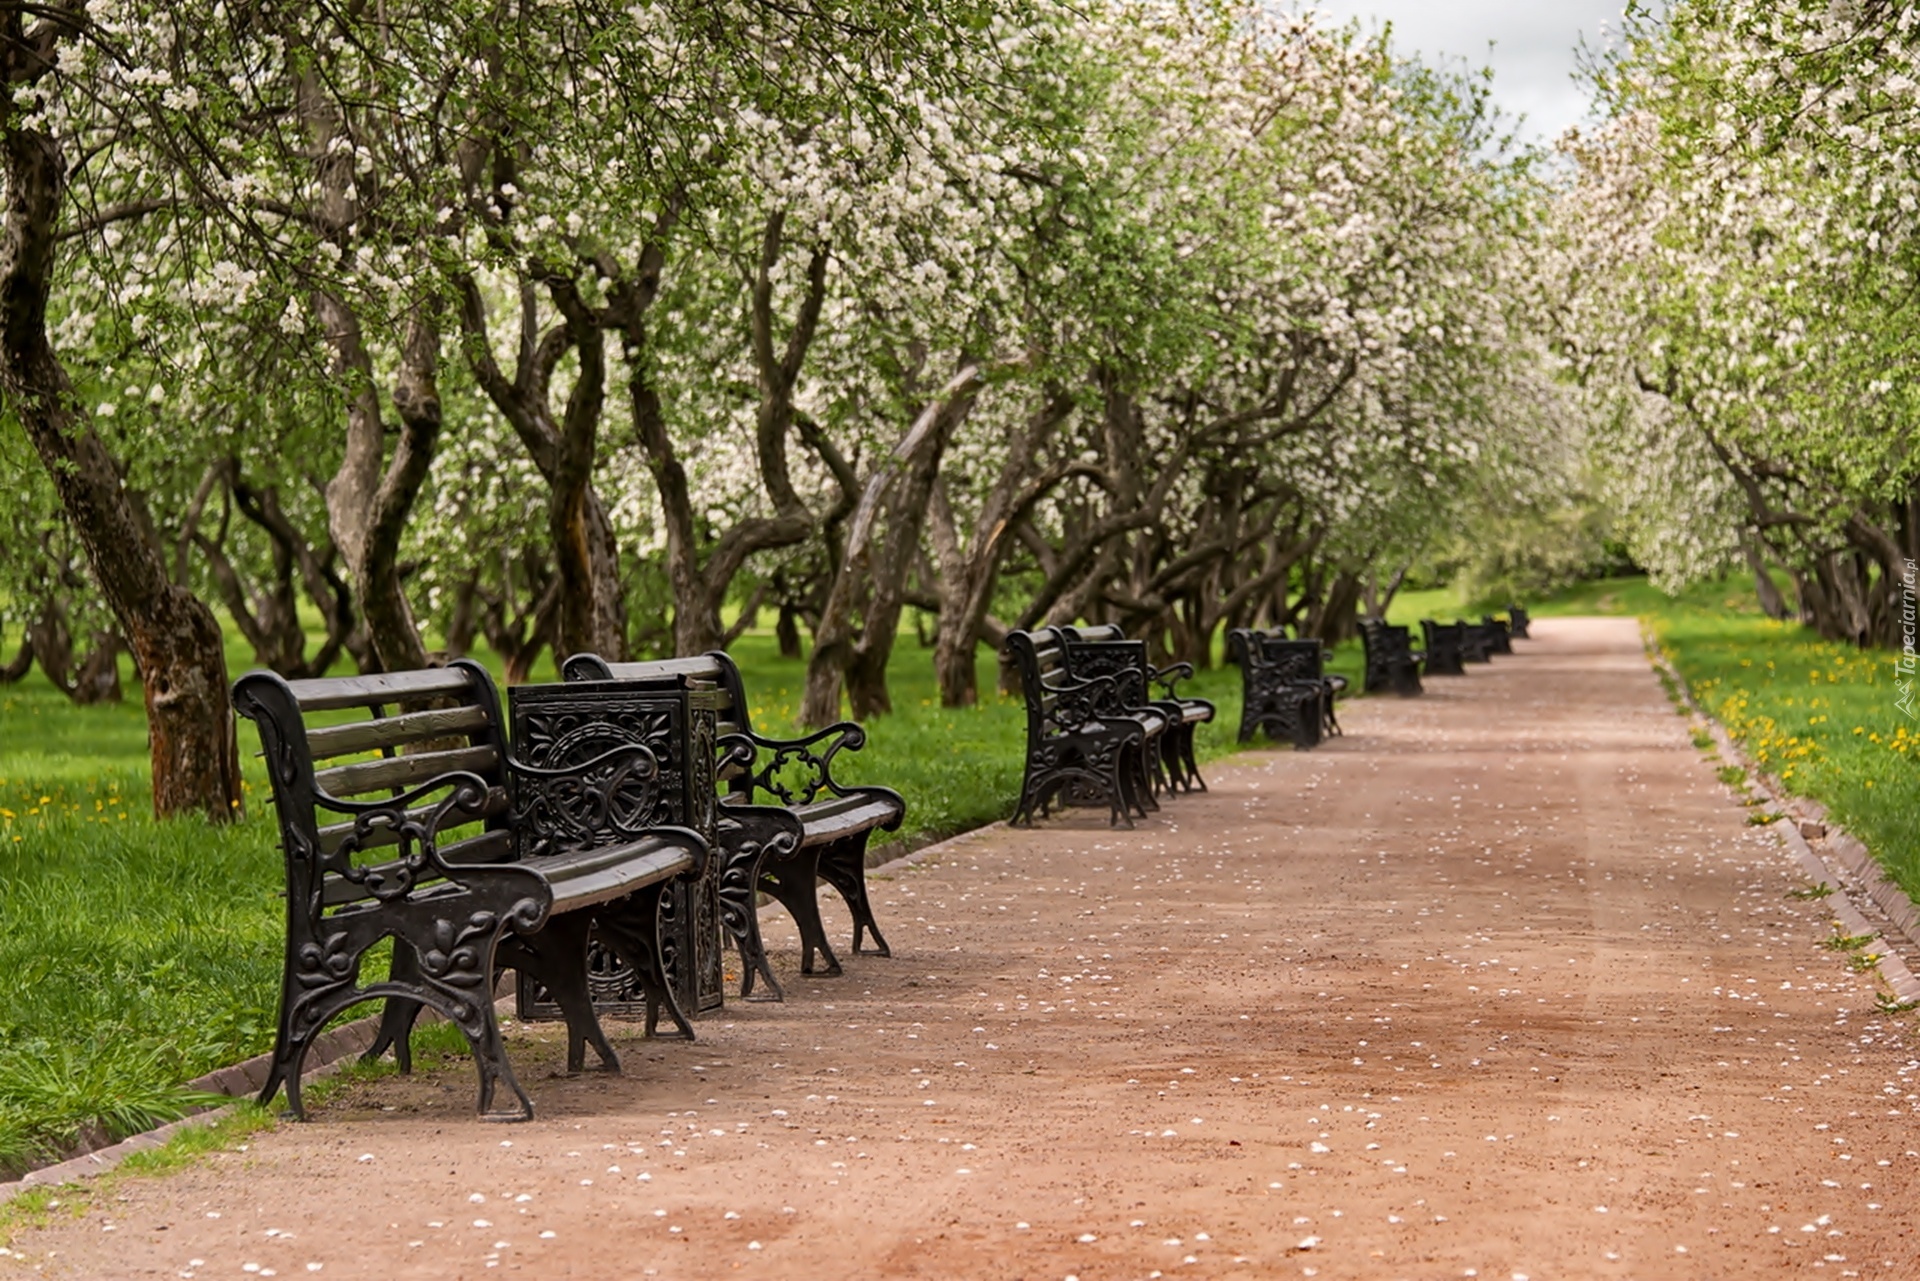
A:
[[718, 722, 867, 807], [311, 770, 516, 905], [1149, 661, 1195, 697], [1043, 671, 1131, 732]]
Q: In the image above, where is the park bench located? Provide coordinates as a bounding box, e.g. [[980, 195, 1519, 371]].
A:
[[563, 651, 905, 998], [1480, 614, 1515, 654], [1056, 623, 1215, 792], [1035, 626, 1170, 806], [1004, 628, 1155, 828], [1508, 604, 1531, 640], [1458, 619, 1495, 662], [1358, 619, 1424, 696], [1419, 619, 1468, 676], [233, 661, 710, 1121], [1225, 629, 1343, 748]]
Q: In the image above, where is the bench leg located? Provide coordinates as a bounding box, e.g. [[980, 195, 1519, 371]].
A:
[[592, 883, 695, 1041], [816, 835, 891, 958], [1181, 723, 1207, 791], [758, 850, 842, 977], [1011, 765, 1053, 828], [1125, 742, 1158, 815], [497, 916, 620, 1075], [716, 810, 795, 1002], [263, 911, 534, 1122]]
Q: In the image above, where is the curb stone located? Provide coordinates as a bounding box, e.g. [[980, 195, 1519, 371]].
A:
[[1770, 818, 1920, 1007], [1641, 628, 1920, 1006]]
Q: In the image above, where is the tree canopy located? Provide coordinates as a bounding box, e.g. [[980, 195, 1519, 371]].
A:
[[1, 0, 1610, 815]]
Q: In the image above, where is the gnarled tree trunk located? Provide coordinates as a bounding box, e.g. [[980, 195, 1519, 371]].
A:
[[623, 211, 823, 655], [320, 297, 441, 672], [801, 364, 983, 726], [0, 65, 241, 820]]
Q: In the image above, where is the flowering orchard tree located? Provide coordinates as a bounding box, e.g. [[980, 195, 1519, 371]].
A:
[[1559, 0, 1920, 643], [6, 0, 1590, 794], [0, 0, 252, 818]]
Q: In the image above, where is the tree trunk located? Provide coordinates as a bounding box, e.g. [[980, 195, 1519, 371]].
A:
[[462, 275, 628, 663], [1741, 536, 1790, 621], [623, 213, 821, 656], [1309, 569, 1365, 644], [320, 296, 439, 672], [927, 389, 1077, 707], [26, 600, 123, 705], [802, 363, 982, 726], [776, 599, 803, 659], [232, 477, 356, 677], [0, 86, 242, 820], [445, 570, 481, 656], [0, 624, 30, 684]]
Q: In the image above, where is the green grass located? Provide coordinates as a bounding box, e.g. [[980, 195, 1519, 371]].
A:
[[0, 621, 1361, 1178]]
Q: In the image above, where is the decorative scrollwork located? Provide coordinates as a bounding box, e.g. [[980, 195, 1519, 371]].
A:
[[313, 771, 494, 904], [1150, 660, 1195, 697], [718, 721, 864, 807], [505, 742, 662, 858], [1042, 673, 1120, 733], [1062, 645, 1148, 716]]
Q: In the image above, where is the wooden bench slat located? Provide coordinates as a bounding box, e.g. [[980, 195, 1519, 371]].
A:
[[542, 837, 697, 912], [792, 793, 906, 848], [313, 744, 502, 800], [282, 667, 477, 711], [305, 705, 494, 760]]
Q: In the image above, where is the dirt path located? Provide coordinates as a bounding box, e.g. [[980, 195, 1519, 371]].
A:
[[10, 617, 1919, 1279]]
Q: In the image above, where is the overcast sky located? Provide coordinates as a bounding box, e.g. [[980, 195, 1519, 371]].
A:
[[1306, 1, 1633, 145]]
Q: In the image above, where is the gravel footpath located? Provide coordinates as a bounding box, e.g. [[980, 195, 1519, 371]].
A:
[[7, 616, 1917, 1279]]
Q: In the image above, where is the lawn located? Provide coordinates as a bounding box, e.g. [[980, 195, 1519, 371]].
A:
[[0, 623, 1362, 1176]]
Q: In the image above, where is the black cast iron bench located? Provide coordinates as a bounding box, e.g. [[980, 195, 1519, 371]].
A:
[[1480, 615, 1514, 654], [1508, 605, 1531, 640], [1358, 619, 1424, 696], [1005, 628, 1153, 828], [234, 661, 710, 1121], [1056, 623, 1214, 792], [1420, 619, 1468, 676], [563, 651, 904, 999], [1225, 629, 1343, 747]]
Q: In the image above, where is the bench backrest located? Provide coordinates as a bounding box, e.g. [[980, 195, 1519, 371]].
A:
[[1359, 620, 1415, 666], [1052, 629, 1151, 710], [563, 651, 753, 740], [1004, 628, 1101, 740], [1254, 635, 1324, 685], [233, 660, 513, 915]]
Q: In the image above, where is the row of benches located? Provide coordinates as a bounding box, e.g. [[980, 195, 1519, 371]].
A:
[[1007, 608, 1531, 825], [1360, 606, 1530, 696], [237, 651, 903, 1121], [1003, 625, 1216, 829], [242, 606, 1529, 1120], [1003, 622, 1363, 826]]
